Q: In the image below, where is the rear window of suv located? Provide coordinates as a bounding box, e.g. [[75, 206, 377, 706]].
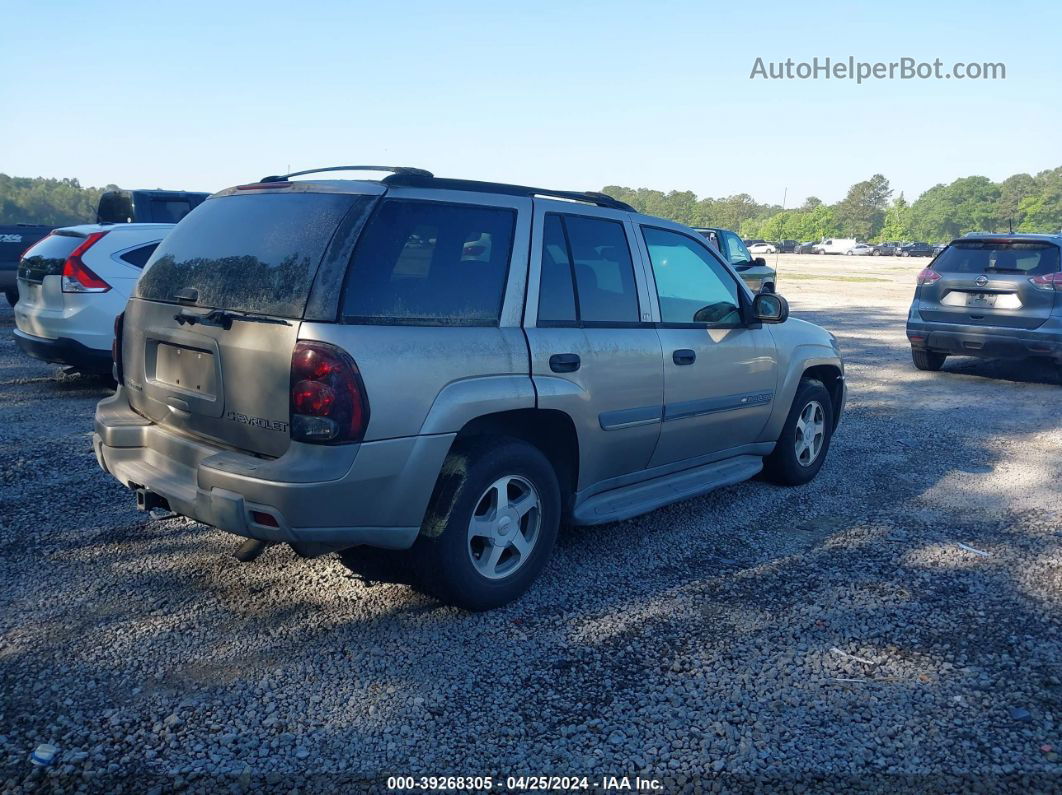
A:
[[341, 200, 516, 326], [17, 232, 83, 282], [136, 192, 367, 318], [934, 241, 1060, 276]]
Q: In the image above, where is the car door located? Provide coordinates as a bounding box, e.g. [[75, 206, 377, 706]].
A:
[[523, 202, 664, 491], [634, 224, 779, 468]]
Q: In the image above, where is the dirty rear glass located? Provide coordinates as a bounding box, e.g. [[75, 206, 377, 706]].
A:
[[935, 241, 1060, 277], [136, 192, 365, 318]]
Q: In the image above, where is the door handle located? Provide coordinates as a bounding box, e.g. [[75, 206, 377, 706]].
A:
[[549, 353, 581, 373], [672, 349, 696, 365]]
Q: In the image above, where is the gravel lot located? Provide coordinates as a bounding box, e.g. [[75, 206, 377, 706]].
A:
[[1, 254, 1060, 791]]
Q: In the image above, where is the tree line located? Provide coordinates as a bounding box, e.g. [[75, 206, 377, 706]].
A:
[[3, 168, 1061, 243], [0, 174, 121, 226], [603, 166, 1062, 243]]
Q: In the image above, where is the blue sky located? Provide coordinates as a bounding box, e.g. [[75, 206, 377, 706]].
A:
[[2, 0, 1059, 206]]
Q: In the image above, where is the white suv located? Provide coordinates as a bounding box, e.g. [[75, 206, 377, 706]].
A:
[[14, 223, 173, 374]]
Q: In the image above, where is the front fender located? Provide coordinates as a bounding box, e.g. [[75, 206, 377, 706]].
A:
[[762, 342, 843, 441]]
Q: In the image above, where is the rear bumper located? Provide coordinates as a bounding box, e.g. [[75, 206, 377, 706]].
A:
[[93, 388, 454, 554], [13, 327, 114, 373], [906, 318, 1062, 361]]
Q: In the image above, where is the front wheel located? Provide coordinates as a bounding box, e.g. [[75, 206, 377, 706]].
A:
[[4, 288, 16, 307], [412, 438, 560, 610], [912, 348, 947, 371], [763, 378, 833, 486]]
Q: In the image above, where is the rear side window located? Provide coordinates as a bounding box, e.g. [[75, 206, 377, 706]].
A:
[[17, 233, 82, 282], [562, 215, 640, 323], [137, 192, 365, 318], [934, 241, 1060, 276], [537, 215, 578, 324], [120, 242, 159, 268], [341, 200, 515, 326]]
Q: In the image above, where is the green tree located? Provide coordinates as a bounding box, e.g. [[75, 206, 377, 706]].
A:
[[833, 174, 892, 240], [878, 193, 912, 242]]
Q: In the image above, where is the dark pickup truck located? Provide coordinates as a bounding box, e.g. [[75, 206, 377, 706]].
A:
[[2, 189, 209, 305], [96, 189, 209, 224], [1, 225, 56, 305]]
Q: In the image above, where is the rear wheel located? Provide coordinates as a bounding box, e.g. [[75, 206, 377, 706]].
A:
[[763, 378, 833, 486], [412, 438, 560, 611], [912, 348, 947, 371]]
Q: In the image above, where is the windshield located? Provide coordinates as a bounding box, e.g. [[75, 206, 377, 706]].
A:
[[933, 241, 1060, 276], [136, 192, 368, 318]]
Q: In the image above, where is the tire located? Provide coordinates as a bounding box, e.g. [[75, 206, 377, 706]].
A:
[[912, 347, 947, 371], [412, 437, 560, 611], [4, 288, 16, 307], [846, 250, 854, 256], [872, 250, 880, 256], [901, 251, 909, 257], [763, 378, 833, 486]]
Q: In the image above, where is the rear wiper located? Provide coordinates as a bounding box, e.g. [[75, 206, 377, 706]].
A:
[[174, 309, 291, 330]]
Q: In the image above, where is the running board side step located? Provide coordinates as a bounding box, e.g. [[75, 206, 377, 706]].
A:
[[571, 455, 764, 526]]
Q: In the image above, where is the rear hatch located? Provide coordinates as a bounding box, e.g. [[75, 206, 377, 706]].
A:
[[917, 240, 1060, 330], [123, 188, 377, 457], [16, 231, 86, 321]]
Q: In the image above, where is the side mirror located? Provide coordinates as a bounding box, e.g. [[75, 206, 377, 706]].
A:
[[753, 257, 767, 267], [752, 292, 789, 324]]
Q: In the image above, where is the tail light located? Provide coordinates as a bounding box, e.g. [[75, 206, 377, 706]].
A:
[[916, 268, 941, 285], [61, 231, 111, 293], [289, 340, 369, 444], [112, 312, 125, 385], [1029, 272, 1062, 291]]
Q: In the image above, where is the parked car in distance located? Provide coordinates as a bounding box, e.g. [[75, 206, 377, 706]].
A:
[[695, 227, 777, 293], [95, 166, 845, 610], [812, 238, 858, 255], [845, 243, 874, 256], [932, 243, 948, 256], [14, 223, 173, 374], [906, 235, 1062, 376], [793, 241, 817, 254], [747, 241, 778, 255], [872, 242, 899, 256], [898, 241, 935, 257], [777, 240, 798, 253], [1, 224, 56, 305], [97, 189, 210, 224]]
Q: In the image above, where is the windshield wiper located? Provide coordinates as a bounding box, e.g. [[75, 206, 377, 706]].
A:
[[174, 309, 291, 330]]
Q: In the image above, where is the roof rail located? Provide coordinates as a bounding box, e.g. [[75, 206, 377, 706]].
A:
[[381, 173, 636, 212], [259, 165, 434, 183]]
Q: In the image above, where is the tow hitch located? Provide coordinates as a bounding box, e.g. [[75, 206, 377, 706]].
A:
[[135, 488, 170, 513]]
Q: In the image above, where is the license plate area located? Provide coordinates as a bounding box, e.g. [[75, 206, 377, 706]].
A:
[[155, 343, 217, 397], [966, 292, 997, 307]]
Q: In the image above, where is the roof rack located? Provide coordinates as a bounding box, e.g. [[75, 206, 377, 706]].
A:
[[381, 173, 635, 211], [259, 165, 434, 183]]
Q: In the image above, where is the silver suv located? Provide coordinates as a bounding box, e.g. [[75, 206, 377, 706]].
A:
[[906, 235, 1062, 376], [94, 166, 846, 610]]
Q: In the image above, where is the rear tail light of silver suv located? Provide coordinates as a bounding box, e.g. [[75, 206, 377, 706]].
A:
[[916, 268, 941, 285], [289, 340, 370, 444], [1029, 272, 1062, 291]]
